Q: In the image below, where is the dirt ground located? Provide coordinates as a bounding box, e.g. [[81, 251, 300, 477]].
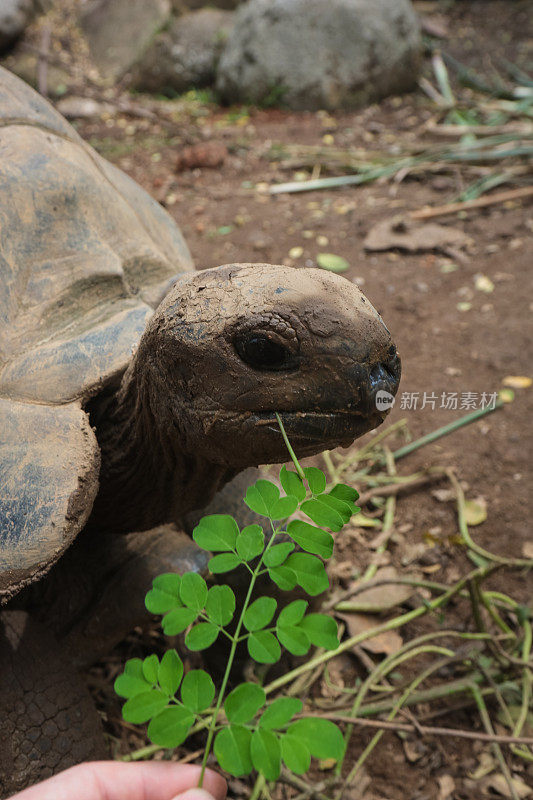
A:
[[9, 0, 533, 797]]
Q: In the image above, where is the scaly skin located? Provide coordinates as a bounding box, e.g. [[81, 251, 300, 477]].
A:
[[0, 612, 107, 799]]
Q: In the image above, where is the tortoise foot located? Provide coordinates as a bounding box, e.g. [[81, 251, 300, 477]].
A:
[[63, 524, 209, 667], [0, 611, 107, 798]]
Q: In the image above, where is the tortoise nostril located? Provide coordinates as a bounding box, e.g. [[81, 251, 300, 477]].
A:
[[369, 358, 400, 390], [370, 364, 393, 384]]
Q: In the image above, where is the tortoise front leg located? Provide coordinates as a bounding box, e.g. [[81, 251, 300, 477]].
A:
[[0, 611, 107, 799], [61, 525, 209, 668]]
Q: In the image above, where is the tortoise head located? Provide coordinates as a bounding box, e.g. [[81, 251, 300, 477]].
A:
[[140, 263, 400, 468]]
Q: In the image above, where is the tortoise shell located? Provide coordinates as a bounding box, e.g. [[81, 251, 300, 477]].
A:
[[0, 66, 194, 598]]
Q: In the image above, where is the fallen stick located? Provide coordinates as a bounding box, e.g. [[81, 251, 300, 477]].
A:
[[426, 122, 533, 137], [314, 713, 533, 746], [410, 184, 533, 220], [356, 468, 446, 506]]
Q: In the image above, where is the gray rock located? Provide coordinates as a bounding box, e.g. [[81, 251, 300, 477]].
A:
[[217, 0, 421, 110], [0, 0, 33, 52], [129, 8, 233, 95], [81, 0, 171, 82]]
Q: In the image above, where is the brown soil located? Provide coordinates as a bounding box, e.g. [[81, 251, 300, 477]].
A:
[[24, 0, 532, 797]]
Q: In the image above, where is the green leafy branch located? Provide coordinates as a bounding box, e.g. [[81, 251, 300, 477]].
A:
[[115, 440, 360, 784]]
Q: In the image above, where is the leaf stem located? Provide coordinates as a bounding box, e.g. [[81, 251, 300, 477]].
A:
[[198, 525, 280, 785], [275, 412, 305, 481]]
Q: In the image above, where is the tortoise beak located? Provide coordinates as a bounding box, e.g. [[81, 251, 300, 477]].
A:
[[273, 344, 401, 451]]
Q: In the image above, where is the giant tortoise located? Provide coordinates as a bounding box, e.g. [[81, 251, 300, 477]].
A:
[[0, 66, 400, 794]]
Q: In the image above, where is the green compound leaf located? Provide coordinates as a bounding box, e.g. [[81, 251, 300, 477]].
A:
[[317, 493, 353, 524], [281, 734, 311, 774], [147, 706, 195, 748], [124, 658, 144, 677], [284, 553, 329, 596], [152, 573, 182, 594], [263, 542, 295, 568], [279, 466, 306, 502], [251, 728, 281, 781], [122, 689, 169, 724], [185, 622, 219, 651], [248, 630, 282, 664], [244, 480, 280, 517], [277, 599, 308, 627], [243, 596, 277, 632], [287, 520, 334, 559], [268, 565, 298, 591], [299, 614, 339, 650], [276, 624, 310, 656], [114, 660, 151, 699], [300, 498, 344, 532], [162, 606, 198, 636], [193, 514, 239, 552], [269, 495, 298, 520], [181, 669, 215, 712], [208, 553, 241, 574], [225, 683, 266, 724], [158, 650, 183, 697], [206, 585, 235, 626], [328, 482, 360, 505], [214, 725, 253, 777], [145, 573, 183, 615], [142, 654, 159, 685], [236, 524, 264, 561], [179, 572, 208, 612], [259, 698, 303, 730], [303, 467, 326, 495], [287, 718, 345, 761]]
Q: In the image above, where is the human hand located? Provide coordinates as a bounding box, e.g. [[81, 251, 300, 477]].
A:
[[9, 762, 227, 800]]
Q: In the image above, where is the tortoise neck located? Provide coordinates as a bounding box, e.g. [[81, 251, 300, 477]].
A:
[[86, 355, 233, 535]]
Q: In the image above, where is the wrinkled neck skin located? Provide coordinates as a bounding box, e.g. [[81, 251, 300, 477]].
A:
[[87, 347, 234, 536]]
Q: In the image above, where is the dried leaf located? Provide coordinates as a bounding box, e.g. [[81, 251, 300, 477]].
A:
[[403, 738, 427, 763], [344, 567, 416, 612], [342, 768, 371, 799], [464, 498, 487, 526], [289, 246, 303, 259], [364, 218, 470, 253], [338, 612, 403, 655], [522, 542, 533, 559], [437, 774, 456, 800], [468, 749, 496, 780], [431, 488, 456, 503], [482, 773, 532, 798], [475, 274, 495, 293], [502, 375, 532, 389]]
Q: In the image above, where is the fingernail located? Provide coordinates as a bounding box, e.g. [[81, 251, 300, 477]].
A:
[[171, 790, 216, 800]]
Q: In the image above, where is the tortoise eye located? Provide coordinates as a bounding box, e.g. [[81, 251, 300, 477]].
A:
[[235, 333, 295, 371]]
